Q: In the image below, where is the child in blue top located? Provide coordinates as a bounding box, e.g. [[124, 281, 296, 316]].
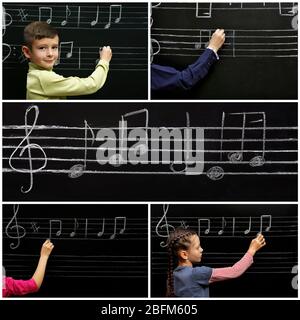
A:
[[166, 228, 266, 297]]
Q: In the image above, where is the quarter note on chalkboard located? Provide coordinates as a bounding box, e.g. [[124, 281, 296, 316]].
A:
[[198, 218, 210, 235], [70, 218, 79, 237], [218, 217, 227, 235], [90, 5, 99, 26], [38, 6, 52, 24], [69, 120, 95, 178], [110, 217, 126, 239], [104, 4, 122, 29], [244, 216, 252, 235], [49, 219, 62, 238], [97, 218, 105, 237], [61, 5, 71, 26]]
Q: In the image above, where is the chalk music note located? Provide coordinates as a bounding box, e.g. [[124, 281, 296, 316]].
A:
[[104, 4, 122, 29], [195, 3, 212, 18], [5, 205, 26, 250], [244, 216, 252, 235], [70, 218, 79, 237], [8, 105, 48, 193], [69, 120, 95, 178], [90, 5, 99, 26], [156, 204, 175, 248], [110, 217, 126, 240], [97, 218, 105, 237], [259, 214, 272, 234], [55, 41, 73, 65], [198, 218, 210, 236], [195, 30, 211, 49], [3, 6, 13, 36], [49, 220, 62, 239], [39, 6, 52, 24], [61, 5, 71, 26], [218, 217, 226, 235]]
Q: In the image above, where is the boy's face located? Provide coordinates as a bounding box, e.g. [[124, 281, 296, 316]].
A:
[[22, 35, 59, 70]]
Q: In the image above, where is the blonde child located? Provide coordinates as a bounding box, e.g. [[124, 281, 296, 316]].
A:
[[166, 228, 266, 297], [3, 239, 54, 297], [22, 21, 112, 99]]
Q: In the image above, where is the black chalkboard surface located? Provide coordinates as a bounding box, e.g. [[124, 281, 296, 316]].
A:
[[151, 204, 298, 297], [151, 2, 298, 99], [3, 204, 148, 297], [2, 2, 148, 99], [3, 102, 297, 201]]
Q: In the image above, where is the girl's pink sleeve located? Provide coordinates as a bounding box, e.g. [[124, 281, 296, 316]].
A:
[[209, 252, 253, 283], [3, 277, 39, 297]]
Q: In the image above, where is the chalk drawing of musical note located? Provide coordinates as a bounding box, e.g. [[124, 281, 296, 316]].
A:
[[97, 218, 105, 237], [39, 6, 52, 24], [259, 214, 272, 234], [55, 41, 73, 65], [110, 217, 126, 240], [195, 30, 211, 49], [2, 43, 11, 63], [122, 108, 149, 164], [70, 218, 79, 237], [156, 204, 175, 248], [3, 6, 13, 36], [244, 216, 252, 235], [90, 5, 99, 26], [104, 4, 122, 29], [49, 220, 62, 239], [279, 2, 297, 16], [195, 3, 212, 18], [61, 5, 71, 26], [151, 38, 160, 63], [218, 217, 226, 235], [198, 218, 210, 236], [5, 205, 26, 250], [8, 105, 47, 193], [69, 120, 95, 178]]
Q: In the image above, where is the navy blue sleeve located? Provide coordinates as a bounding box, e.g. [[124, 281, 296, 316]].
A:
[[151, 48, 218, 91], [192, 266, 213, 285]]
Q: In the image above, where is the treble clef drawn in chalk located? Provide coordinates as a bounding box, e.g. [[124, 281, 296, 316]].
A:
[[9, 105, 48, 193], [292, 5, 298, 30], [155, 204, 175, 248], [2, 6, 13, 36], [5, 205, 26, 250], [150, 2, 161, 27], [150, 38, 160, 63]]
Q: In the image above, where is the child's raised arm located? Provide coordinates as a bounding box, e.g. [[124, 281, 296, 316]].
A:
[[32, 239, 54, 289], [100, 46, 112, 63], [209, 234, 266, 283]]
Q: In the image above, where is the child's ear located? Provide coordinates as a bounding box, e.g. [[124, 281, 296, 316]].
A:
[[178, 249, 189, 261], [22, 46, 31, 59]]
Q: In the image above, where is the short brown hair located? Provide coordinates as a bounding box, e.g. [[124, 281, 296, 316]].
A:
[[24, 21, 58, 48]]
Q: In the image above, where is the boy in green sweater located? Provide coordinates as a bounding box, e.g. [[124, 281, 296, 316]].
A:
[[22, 21, 112, 99]]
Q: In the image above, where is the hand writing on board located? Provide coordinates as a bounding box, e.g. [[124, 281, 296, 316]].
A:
[[247, 233, 266, 256], [100, 46, 112, 63], [207, 29, 225, 53]]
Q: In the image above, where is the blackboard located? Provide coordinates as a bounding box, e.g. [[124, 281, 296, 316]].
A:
[[151, 204, 298, 297], [3, 102, 297, 201], [151, 2, 298, 99], [2, 2, 148, 99], [3, 204, 148, 297]]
